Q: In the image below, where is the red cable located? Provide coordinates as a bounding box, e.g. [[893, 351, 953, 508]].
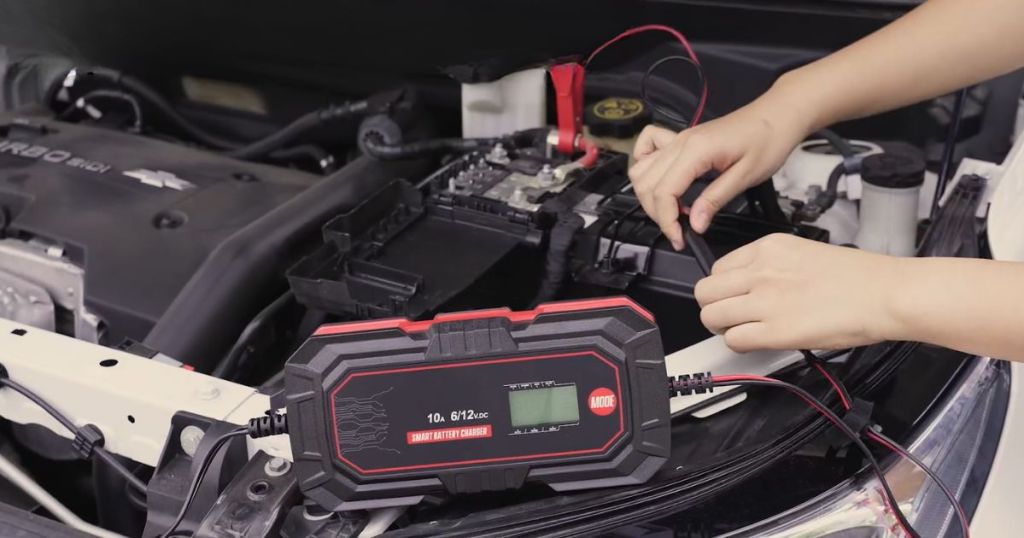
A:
[[806, 366, 970, 538], [712, 374, 914, 538], [811, 362, 852, 411], [866, 429, 971, 538], [585, 24, 708, 127], [578, 137, 600, 169]]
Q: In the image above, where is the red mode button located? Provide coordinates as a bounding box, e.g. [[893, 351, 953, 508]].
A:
[[588, 387, 617, 416]]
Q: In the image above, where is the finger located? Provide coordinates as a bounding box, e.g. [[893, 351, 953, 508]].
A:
[[627, 152, 659, 185], [699, 295, 762, 334], [693, 270, 753, 307], [629, 152, 667, 225], [710, 241, 757, 275], [652, 181, 685, 251], [689, 159, 754, 233], [722, 322, 783, 353], [633, 125, 677, 160], [648, 151, 711, 251]]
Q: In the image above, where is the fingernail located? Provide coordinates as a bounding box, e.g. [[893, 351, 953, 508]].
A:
[[691, 208, 709, 233], [671, 239, 684, 251]]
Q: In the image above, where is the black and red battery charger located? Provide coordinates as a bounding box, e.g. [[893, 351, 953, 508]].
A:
[[281, 297, 670, 510]]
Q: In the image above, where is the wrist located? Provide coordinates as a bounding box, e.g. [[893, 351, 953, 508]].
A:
[[761, 70, 830, 137], [751, 73, 818, 145], [877, 256, 926, 343]]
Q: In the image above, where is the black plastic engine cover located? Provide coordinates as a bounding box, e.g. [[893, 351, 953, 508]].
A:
[[0, 114, 317, 343]]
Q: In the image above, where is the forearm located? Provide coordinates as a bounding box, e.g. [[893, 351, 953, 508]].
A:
[[887, 258, 1024, 361], [763, 0, 1024, 135]]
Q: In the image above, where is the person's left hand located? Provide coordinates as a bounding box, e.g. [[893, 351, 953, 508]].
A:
[[694, 233, 905, 352]]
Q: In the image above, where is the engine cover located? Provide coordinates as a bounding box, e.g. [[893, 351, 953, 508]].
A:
[[0, 114, 317, 343]]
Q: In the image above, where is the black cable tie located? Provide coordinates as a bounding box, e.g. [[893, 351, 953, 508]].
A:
[[72, 424, 106, 459], [669, 372, 714, 397], [822, 398, 875, 449], [247, 410, 288, 439], [842, 398, 875, 435]]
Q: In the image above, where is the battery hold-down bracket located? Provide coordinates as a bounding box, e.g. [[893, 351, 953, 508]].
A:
[[280, 297, 670, 510]]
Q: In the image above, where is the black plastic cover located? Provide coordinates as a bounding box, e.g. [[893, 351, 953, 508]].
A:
[[0, 113, 316, 343], [860, 142, 926, 189]]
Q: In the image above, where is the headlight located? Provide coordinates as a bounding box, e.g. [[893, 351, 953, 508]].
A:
[[722, 357, 1009, 538]]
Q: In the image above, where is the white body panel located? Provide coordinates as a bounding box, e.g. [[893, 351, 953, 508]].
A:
[[0, 318, 290, 466]]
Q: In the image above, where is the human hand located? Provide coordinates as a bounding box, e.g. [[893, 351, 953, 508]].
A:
[[627, 96, 810, 250], [694, 234, 904, 352]]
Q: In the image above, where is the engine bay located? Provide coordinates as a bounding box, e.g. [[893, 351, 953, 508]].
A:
[[0, 12, 1011, 537]]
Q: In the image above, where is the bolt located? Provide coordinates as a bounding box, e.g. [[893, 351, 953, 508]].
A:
[[179, 426, 205, 457], [488, 143, 509, 163], [265, 457, 291, 477], [537, 164, 555, 187], [66, 287, 75, 297]]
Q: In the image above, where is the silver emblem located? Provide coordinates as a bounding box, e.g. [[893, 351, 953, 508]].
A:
[[123, 169, 195, 191]]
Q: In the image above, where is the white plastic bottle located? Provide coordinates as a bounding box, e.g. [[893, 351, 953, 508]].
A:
[[854, 144, 926, 256]]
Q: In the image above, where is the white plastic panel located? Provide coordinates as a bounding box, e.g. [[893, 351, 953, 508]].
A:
[[665, 336, 803, 418], [0, 318, 290, 466], [461, 67, 546, 138]]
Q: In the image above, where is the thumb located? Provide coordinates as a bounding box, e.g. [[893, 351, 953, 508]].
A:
[[689, 160, 755, 233]]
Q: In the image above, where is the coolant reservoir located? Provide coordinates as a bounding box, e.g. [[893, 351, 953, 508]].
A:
[[854, 144, 926, 256]]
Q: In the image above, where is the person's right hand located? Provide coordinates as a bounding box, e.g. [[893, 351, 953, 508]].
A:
[[628, 98, 811, 250]]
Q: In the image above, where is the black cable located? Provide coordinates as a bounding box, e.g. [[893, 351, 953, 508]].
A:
[[599, 203, 642, 269], [211, 291, 295, 380], [533, 211, 585, 306], [71, 68, 367, 168], [101, 71, 242, 150], [684, 226, 716, 277], [641, 55, 706, 129], [361, 134, 499, 160], [225, 101, 369, 160], [708, 376, 921, 538], [802, 349, 853, 407], [867, 429, 971, 538], [815, 128, 857, 159], [670, 348, 853, 418], [806, 356, 970, 538], [0, 376, 77, 432], [126, 477, 148, 511], [793, 162, 845, 223], [59, 89, 144, 132], [931, 88, 969, 221], [0, 377, 149, 495], [160, 428, 248, 538], [268, 144, 337, 174]]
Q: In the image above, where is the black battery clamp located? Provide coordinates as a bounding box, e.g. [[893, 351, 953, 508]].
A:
[[282, 297, 670, 510]]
